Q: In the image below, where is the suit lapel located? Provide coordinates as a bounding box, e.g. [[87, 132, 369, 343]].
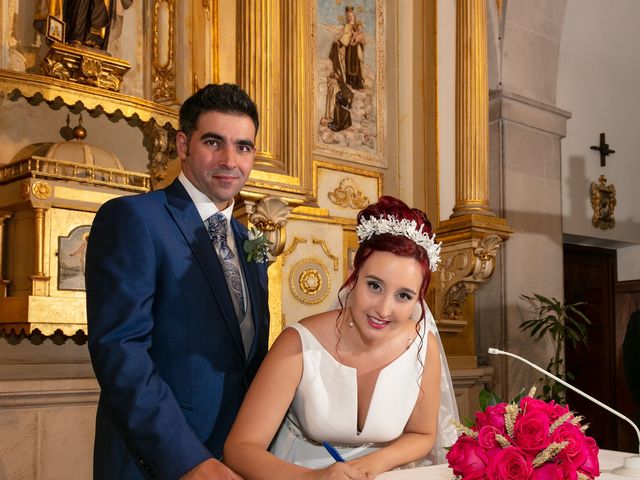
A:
[[163, 180, 246, 360]]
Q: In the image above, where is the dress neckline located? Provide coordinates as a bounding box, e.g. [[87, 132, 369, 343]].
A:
[[292, 320, 426, 435]]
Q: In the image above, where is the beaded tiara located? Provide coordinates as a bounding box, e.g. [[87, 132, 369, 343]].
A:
[[356, 215, 442, 272]]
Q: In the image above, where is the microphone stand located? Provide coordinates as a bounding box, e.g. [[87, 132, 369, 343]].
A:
[[489, 347, 640, 476]]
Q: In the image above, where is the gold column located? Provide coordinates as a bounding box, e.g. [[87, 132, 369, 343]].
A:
[[31, 207, 50, 296], [0, 212, 12, 297], [237, 0, 284, 171], [435, 0, 512, 369], [452, 0, 492, 217]]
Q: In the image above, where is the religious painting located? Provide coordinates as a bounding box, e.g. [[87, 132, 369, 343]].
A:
[[58, 225, 91, 291], [313, 1, 385, 166], [46, 14, 65, 43]]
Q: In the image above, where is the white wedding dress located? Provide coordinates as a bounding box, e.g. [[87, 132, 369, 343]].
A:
[[269, 306, 458, 469]]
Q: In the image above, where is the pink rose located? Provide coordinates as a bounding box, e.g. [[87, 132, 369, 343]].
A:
[[513, 410, 551, 455], [447, 434, 488, 480], [487, 446, 533, 480], [478, 425, 502, 453], [548, 402, 571, 422], [550, 423, 589, 468], [520, 397, 556, 418], [476, 403, 507, 431], [577, 436, 600, 478], [531, 462, 578, 480]]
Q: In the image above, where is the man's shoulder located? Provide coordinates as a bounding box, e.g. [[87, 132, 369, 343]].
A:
[[102, 188, 168, 209]]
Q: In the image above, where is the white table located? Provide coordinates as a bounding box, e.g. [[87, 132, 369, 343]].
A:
[[377, 449, 640, 479]]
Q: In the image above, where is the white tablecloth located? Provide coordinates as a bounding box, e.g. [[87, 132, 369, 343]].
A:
[[376, 449, 640, 479]]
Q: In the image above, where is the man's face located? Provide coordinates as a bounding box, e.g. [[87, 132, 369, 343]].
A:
[[177, 110, 257, 210]]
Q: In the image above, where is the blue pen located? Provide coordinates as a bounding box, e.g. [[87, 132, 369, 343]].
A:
[[322, 441, 345, 462]]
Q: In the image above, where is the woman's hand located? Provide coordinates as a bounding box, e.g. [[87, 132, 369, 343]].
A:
[[307, 462, 370, 480], [346, 456, 385, 479]]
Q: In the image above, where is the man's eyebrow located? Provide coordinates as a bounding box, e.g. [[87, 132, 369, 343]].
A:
[[199, 132, 255, 149], [236, 139, 255, 149], [200, 132, 224, 141]]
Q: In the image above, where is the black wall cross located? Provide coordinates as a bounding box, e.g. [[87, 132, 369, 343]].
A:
[[590, 132, 615, 167]]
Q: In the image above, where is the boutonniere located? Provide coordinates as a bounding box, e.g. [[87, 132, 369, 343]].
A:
[[243, 227, 273, 263]]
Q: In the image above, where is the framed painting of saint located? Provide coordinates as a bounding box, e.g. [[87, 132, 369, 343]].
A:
[[313, 1, 385, 166]]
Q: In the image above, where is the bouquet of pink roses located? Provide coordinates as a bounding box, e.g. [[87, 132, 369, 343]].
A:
[[446, 391, 600, 480]]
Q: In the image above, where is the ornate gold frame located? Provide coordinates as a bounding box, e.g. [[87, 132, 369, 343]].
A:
[[312, 160, 382, 205], [152, 0, 177, 103]]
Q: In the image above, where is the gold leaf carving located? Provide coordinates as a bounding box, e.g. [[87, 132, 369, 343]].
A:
[[312, 238, 339, 270], [20, 181, 30, 200], [282, 237, 307, 259], [32, 181, 52, 199], [39, 43, 130, 92], [153, 0, 177, 102], [327, 177, 370, 209], [590, 175, 616, 230], [289, 258, 330, 305]]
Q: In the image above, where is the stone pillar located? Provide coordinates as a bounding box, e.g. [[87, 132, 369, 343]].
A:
[[475, 90, 570, 399], [452, 0, 492, 217]]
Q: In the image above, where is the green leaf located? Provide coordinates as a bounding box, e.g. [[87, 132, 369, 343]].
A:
[[479, 388, 502, 410], [461, 416, 476, 428]]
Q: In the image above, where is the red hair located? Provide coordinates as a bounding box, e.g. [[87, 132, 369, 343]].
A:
[[341, 196, 435, 315]]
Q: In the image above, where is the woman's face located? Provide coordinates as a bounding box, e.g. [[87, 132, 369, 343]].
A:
[[348, 250, 423, 339], [346, 10, 355, 23]]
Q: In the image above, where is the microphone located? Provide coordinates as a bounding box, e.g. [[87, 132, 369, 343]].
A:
[[489, 347, 640, 476]]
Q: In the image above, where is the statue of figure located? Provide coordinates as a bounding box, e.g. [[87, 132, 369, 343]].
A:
[[34, 0, 132, 50], [66, 0, 133, 49]]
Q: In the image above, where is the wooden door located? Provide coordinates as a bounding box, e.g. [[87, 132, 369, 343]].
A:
[[563, 244, 617, 450], [614, 280, 640, 452]]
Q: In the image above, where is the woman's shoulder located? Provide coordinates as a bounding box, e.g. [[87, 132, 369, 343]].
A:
[[298, 309, 339, 331]]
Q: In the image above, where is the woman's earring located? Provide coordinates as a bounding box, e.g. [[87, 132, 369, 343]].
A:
[[348, 320, 354, 327]]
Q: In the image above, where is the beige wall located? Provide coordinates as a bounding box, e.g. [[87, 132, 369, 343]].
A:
[[558, 0, 640, 281]]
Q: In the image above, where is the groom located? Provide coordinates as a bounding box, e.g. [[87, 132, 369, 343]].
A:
[[86, 83, 270, 479]]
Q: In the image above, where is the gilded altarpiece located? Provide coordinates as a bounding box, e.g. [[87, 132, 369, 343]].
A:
[[0, 3, 515, 476]]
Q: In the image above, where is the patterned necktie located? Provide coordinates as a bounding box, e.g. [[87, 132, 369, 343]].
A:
[[206, 212, 254, 357]]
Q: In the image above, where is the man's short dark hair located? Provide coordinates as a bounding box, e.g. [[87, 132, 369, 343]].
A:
[[179, 83, 259, 138]]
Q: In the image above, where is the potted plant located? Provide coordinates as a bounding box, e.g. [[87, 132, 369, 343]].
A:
[[519, 293, 591, 404]]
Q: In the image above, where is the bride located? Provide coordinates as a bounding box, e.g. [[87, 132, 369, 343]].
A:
[[224, 196, 458, 479]]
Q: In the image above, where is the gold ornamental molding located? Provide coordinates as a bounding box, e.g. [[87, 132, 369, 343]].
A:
[[281, 237, 308, 260], [40, 42, 131, 92], [313, 161, 383, 201], [289, 257, 331, 305], [32, 181, 52, 200], [328, 177, 370, 210], [312, 238, 339, 271], [1, 157, 150, 193], [152, 0, 177, 103], [0, 69, 178, 128], [246, 195, 292, 258], [434, 215, 512, 334]]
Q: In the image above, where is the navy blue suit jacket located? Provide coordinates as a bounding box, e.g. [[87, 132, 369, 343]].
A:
[[86, 179, 269, 479]]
